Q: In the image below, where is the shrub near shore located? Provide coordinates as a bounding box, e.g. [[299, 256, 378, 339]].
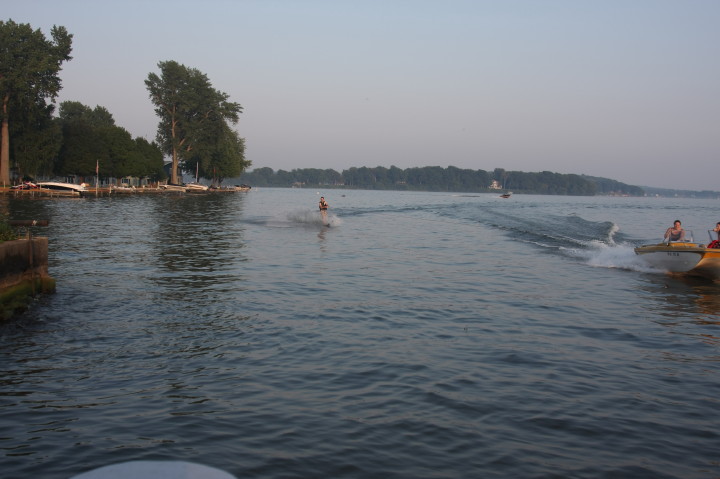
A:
[[0, 217, 17, 243]]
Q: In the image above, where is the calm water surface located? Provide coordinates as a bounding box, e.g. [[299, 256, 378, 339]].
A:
[[1, 189, 719, 478]]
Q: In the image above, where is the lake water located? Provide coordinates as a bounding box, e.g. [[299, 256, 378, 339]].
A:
[[1, 189, 719, 479]]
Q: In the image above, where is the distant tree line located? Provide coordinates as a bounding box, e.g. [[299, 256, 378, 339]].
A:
[[642, 186, 720, 199], [580, 175, 645, 196], [237, 166, 645, 196]]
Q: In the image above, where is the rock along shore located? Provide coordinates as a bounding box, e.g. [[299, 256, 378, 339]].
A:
[[0, 237, 55, 320]]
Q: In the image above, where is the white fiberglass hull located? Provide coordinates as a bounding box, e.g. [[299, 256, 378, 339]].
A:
[[635, 248, 703, 272], [36, 181, 86, 196], [635, 240, 720, 278], [185, 183, 209, 192]]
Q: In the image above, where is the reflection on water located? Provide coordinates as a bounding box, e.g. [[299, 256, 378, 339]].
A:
[[640, 274, 720, 345], [149, 194, 249, 296]]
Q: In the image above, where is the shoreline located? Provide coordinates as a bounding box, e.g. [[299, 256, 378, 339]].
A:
[[0, 185, 251, 197]]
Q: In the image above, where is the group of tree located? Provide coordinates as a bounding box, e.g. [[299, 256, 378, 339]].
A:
[[237, 166, 645, 196], [56, 102, 164, 180], [1, 20, 249, 186]]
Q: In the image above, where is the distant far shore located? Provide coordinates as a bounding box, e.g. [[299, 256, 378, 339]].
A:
[[232, 165, 720, 198]]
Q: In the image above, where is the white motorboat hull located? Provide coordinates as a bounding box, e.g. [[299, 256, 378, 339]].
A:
[[160, 183, 187, 192], [635, 249, 703, 272], [185, 183, 209, 192], [36, 181, 87, 196], [635, 241, 720, 278]]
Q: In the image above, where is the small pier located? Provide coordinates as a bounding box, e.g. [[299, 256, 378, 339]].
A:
[[1, 185, 251, 197]]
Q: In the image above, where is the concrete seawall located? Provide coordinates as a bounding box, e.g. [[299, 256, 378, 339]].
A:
[[0, 237, 55, 319]]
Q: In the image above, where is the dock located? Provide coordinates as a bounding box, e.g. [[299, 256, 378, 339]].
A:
[[1, 185, 251, 197]]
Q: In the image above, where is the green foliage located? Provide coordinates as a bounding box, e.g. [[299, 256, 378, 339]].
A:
[[145, 60, 246, 184], [203, 126, 248, 184], [59, 101, 115, 127], [0, 19, 73, 183], [501, 170, 598, 195], [101, 125, 136, 179], [0, 216, 17, 243], [56, 101, 164, 181], [131, 137, 166, 180], [582, 175, 644, 196], [0, 20, 73, 116], [57, 119, 104, 176], [10, 100, 63, 178], [183, 120, 249, 184]]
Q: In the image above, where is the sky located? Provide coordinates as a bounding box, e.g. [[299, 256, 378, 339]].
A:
[[6, 0, 720, 190]]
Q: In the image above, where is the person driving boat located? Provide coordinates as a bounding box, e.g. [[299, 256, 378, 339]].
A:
[[664, 220, 685, 242]]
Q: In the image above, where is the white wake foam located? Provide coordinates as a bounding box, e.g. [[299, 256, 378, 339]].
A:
[[286, 209, 343, 227], [569, 241, 661, 273]]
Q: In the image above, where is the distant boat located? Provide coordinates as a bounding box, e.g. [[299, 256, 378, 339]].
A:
[[37, 181, 86, 196], [500, 192, 512, 198], [185, 182, 209, 192], [160, 183, 187, 192], [11, 181, 38, 190]]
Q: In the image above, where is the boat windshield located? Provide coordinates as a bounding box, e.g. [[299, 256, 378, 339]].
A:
[[664, 230, 694, 243], [708, 230, 720, 242]]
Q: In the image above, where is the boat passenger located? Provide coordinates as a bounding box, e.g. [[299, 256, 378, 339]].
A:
[[708, 222, 720, 248], [664, 220, 685, 242], [319, 196, 328, 211]]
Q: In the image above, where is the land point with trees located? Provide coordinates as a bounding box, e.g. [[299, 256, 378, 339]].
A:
[[0, 19, 249, 187]]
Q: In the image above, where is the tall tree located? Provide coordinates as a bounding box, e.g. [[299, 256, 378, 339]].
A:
[[10, 99, 62, 179], [0, 20, 72, 185], [145, 60, 244, 184]]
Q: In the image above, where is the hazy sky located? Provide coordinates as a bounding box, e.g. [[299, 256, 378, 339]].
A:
[[7, 1, 720, 190]]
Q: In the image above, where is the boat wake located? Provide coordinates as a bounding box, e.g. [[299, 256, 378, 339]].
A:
[[286, 209, 343, 228], [564, 240, 660, 273], [457, 205, 663, 274], [523, 221, 664, 273]]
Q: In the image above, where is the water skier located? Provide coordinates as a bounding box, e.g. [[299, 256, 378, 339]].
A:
[[319, 196, 329, 226]]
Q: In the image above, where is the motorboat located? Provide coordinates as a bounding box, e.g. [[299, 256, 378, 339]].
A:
[[36, 181, 87, 196], [634, 230, 720, 279], [184, 182, 209, 192], [500, 192, 512, 198], [159, 183, 187, 192], [11, 181, 38, 190]]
